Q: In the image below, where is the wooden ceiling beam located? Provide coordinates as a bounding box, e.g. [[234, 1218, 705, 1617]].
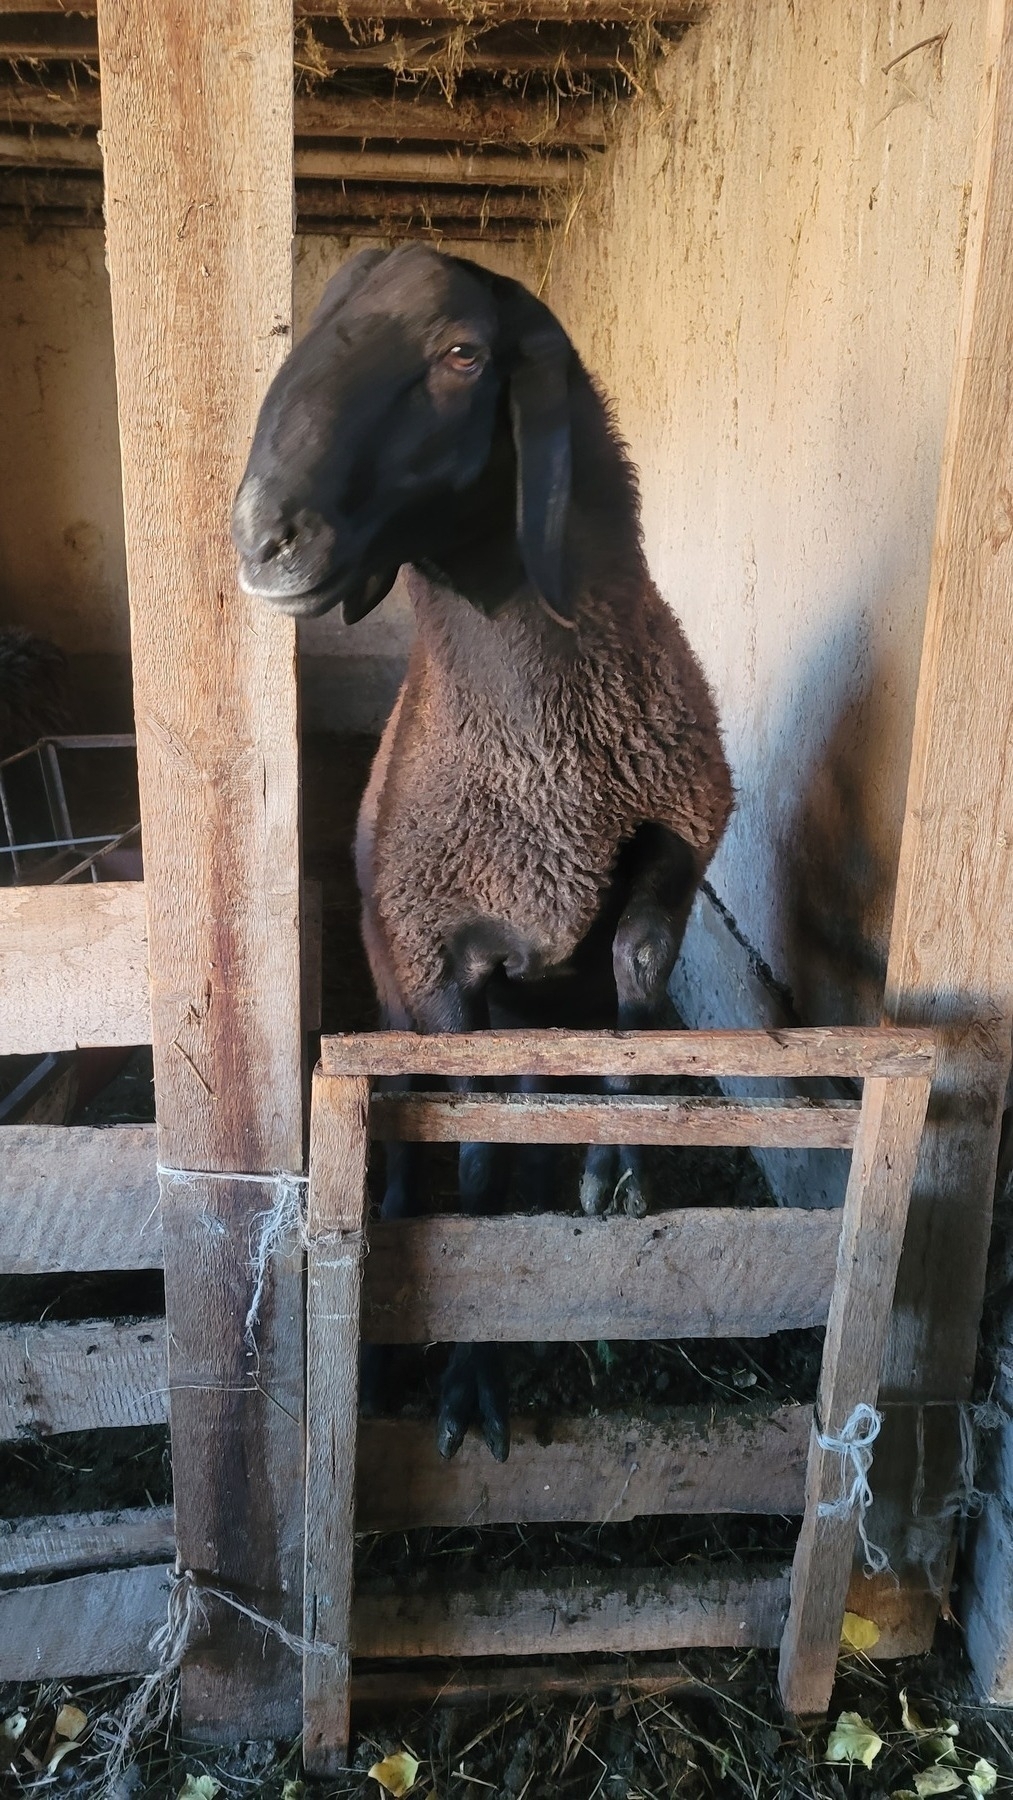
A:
[[0, 2, 704, 20], [0, 81, 608, 146], [0, 130, 579, 185], [0, 18, 646, 73], [0, 167, 560, 220]]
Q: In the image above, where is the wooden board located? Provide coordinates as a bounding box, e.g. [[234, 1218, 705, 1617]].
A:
[[0, 84, 606, 147], [357, 1405, 811, 1528], [0, 1565, 172, 1681], [322, 1027, 934, 1082], [877, 0, 1013, 1687], [0, 882, 149, 1055], [98, 0, 304, 1740], [0, 1507, 175, 1579], [779, 1075, 931, 1714], [352, 1565, 790, 1659], [0, 1318, 167, 1439], [361, 1206, 841, 1342], [158, 1173, 305, 1741], [371, 1090, 858, 1148], [0, 1125, 160, 1272], [303, 1074, 370, 1775], [0, 1558, 932, 1687], [0, 1, 705, 19]]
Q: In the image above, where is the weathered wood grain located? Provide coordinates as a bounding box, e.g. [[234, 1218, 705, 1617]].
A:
[[352, 1565, 790, 1659], [0, 883, 149, 1056], [0, 1565, 172, 1681], [370, 1090, 858, 1148], [361, 1206, 841, 1342], [303, 1074, 371, 1775], [158, 1173, 305, 1741], [99, 0, 304, 1739], [322, 1027, 935, 1082], [878, 0, 1013, 1695], [357, 1405, 811, 1527], [0, 1507, 175, 1580], [0, 1125, 160, 1273], [779, 1075, 930, 1715], [0, 1318, 168, 1439]]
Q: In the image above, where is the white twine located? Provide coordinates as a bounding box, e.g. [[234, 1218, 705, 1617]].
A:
[[243, 1176, 310, 1359], [101, 1565, 332, 1786], [155, 1166, 309, 1365], [816, 1401, 893, 1577]]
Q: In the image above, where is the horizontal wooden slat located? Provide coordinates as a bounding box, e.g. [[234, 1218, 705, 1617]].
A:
[[0, 1125, 160, 1272], [0, 882, 149, 1055], [0, 1561, 933, 1687], [352, 1565, 790, 1658], [0, 1318, 167, 1439], [357, 1404, 811, 1526], [372, 1092, 858, 1148], [0, 1, 705, 19], [0, 1506, 175, 1579], [0, 84, 608, 147], [362, 1207, 841, 1342], [322, 1027, 935, 1081], [0, 1564, 172, 1681], [0, 132, 578, 186]]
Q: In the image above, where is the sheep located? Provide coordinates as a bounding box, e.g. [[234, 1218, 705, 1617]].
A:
[[233, 244, 733, 1460]]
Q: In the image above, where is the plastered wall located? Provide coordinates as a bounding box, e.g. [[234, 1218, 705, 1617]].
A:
[[0, 226, 536, 731], [546, 0, 985, 1053]]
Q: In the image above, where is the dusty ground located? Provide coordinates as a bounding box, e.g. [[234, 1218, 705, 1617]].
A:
[[2, 735, 1012, 1797]]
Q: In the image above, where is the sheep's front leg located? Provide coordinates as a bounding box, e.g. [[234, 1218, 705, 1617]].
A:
[[580, 827, 699, 1219], [406, 974, 513, 1464]]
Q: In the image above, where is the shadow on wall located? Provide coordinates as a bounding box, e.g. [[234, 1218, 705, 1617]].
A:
[[785, 664, 899, 1031]]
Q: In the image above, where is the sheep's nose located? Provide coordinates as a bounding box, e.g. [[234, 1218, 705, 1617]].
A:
[[231, 477, 298, 567]]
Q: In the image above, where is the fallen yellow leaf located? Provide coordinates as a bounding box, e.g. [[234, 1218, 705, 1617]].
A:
[[54, 1704, 87, 1742], [840, 1611, 881, 1653], [913, 1771, 961, 1797], [369, 1751, 421, 1797], [825, 1711, 883, 1769], [969, 1759, 998, 1797]]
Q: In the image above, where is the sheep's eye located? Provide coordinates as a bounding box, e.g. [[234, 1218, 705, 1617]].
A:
[[443, 343, 484, 375]]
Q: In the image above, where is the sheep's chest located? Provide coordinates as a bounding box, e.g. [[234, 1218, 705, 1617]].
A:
[[375, 679, 640, 979]]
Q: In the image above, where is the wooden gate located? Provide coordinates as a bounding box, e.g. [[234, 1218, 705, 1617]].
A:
[[301, 1024, 932, 1772]]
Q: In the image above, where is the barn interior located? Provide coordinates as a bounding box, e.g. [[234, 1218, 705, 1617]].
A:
[[3, 0, 1013, 1775]]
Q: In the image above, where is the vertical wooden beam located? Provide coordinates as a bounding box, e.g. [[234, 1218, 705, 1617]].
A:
[[98, 0, 302, 1738], [303, 1073, 371, 1775], [779, 1075, 930, 1715], [876, 0, 1013, 1680]]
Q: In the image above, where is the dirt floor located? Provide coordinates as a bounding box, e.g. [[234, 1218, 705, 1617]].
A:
[[3, 734, 1013, 1797]]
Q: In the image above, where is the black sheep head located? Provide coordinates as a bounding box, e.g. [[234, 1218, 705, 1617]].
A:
[[232, 244, 573, 626]]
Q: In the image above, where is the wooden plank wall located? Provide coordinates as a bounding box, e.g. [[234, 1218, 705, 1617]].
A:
[[98, 0, 303, 1739], [876, 0, 1013, 1686]]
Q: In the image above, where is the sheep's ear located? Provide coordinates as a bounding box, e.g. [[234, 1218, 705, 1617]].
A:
[[508, 325, 573, 623], [309, 248, 388, 329]]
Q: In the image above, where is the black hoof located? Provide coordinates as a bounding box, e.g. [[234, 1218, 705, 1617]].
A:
[[437, 1344, 510, 1462]]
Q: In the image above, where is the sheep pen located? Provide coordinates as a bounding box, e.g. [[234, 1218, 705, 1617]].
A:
[[4, 0, 1013, 1794]]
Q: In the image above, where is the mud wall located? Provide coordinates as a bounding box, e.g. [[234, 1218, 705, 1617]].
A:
[[545, 0, 985, 1100], [0, 226, 537, 732]]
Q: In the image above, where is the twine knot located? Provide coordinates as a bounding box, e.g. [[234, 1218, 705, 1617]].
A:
[[816, 1401, 893, 1577]]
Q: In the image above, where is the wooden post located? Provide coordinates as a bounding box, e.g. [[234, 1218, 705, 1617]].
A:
[[778, 1074, 930, 1715], [98, 0, 303, 1739], [303, 1073, 371, 1775], [875, 0, 1013, 1680]]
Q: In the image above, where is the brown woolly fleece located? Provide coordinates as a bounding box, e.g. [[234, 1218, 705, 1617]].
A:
[[357, 551, 733, 1027]]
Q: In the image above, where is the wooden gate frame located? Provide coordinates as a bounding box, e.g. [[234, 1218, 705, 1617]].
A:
[[301, 1025, 932, 1771]]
